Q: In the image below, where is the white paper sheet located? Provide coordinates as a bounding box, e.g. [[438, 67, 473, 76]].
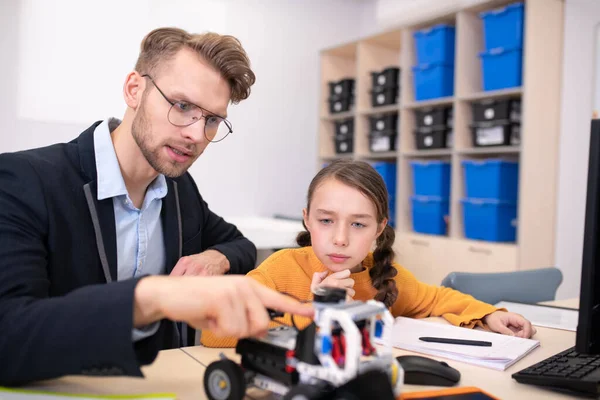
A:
[[495, 301, 579, 332]]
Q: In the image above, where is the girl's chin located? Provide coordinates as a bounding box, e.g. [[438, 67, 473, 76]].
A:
[[326, 264, 351, 273]]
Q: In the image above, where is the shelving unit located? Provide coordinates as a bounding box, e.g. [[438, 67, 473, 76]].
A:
[[359, 104, 401, 115], [403, 149, 453, 157], [317, 0, 564, 285], [458, 146, 521, 155], [459, 87, 523, 101]]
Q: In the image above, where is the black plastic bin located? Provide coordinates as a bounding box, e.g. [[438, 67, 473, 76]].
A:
[[414, 126, 452, 149], [334, 133, 354, 154], [471, 98, 521, 123], [371, 67, 400, 88], [328, 95, 354, 114], [370, 86, 399, 107], [334, 119, 354, 136], [369, 113, 398, 132], [328, 78, 355, 98], [470, 120, 520, 147], [415, 106, 452, 128], [369, 130, 397, 152]]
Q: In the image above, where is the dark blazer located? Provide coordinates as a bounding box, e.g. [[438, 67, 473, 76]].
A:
[[0, 121, 256, 385]]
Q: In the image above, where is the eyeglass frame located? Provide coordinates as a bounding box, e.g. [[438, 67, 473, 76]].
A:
[[141, 74, 233, 143]]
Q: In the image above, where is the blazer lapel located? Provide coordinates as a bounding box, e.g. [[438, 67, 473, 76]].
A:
[[83, 180, 118, 282], [77, 122, 118, 283], [162, 179, 182, 274]]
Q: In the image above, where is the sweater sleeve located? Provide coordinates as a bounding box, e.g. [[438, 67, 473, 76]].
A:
[[390, 264, 501, 328], [200, 269, 280, 348]]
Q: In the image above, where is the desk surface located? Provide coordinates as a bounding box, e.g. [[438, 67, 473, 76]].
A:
[[21, 298, 582, 400], [184, 319, 578, 399], [224, 216, 303, 250], [22, 349, 206, 399], [540, 297, 579, 309]]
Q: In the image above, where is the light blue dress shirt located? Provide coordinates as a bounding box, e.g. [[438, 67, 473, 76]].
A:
[[94, 118, 168, 340]]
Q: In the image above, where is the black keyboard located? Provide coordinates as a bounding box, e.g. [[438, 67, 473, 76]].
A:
[[512, 346, 600, 396]]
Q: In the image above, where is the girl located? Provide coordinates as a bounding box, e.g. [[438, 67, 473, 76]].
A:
[[202, 159, 535, 347]]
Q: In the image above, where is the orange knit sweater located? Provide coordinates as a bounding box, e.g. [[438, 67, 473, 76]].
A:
[[201, 246, 500, 347]]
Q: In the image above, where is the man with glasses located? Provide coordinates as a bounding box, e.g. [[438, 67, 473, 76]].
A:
[[0, 27, 313, 385]]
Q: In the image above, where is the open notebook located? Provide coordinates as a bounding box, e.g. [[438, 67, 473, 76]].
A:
[[390, 317, 540, 371]]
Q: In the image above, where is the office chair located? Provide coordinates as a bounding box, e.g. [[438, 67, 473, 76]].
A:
[[441, 268, 563, 305]]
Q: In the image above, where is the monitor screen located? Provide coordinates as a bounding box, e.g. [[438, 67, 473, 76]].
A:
[[576, 119, 600, 354]]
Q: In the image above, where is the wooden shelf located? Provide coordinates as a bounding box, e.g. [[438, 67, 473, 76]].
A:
[[320, 111, 355, 121], [402, 149, 453, 157], [357, 152, 398, 160], [458, 146, 521, 155], [358, 105, 401, 115], [363, 29, 402, 50], [459, 87, 523, 102], [402, 97, 454, 109], [321, 42, 357, 58], [397, 231, 452, 241], [317, 0, 563, 285], [456, 237, 518, 250], [319, 154, 353, 161]]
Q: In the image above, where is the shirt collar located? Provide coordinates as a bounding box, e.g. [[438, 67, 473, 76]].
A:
[[93, 118, 168, 201]]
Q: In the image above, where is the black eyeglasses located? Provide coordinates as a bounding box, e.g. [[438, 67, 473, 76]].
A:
[[142, 74, 233, 143]]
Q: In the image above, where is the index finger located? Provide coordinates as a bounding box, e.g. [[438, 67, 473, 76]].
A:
[[253, 283, 314, 318], [329, 269, 351, 279]]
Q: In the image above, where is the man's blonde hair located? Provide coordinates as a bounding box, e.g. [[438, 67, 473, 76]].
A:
[[135, 27, 256, 104]]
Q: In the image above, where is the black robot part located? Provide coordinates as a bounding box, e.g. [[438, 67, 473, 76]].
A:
[[313, 286, 347, 304]]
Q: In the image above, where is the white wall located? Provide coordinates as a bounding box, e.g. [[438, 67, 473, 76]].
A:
[[0, 0, 377, 219], [554, 0, 600, 299], [373, 0, 489, 29]]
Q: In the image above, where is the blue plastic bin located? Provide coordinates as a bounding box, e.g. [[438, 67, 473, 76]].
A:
[[413, 63, 454, 100], [480, 47, 523, 91], [413, 24, 456, 65], [389, 195, 396, 227], [480, 2, 524, 51], [462, 198, 517, 242], [372, 161, 397, 195], [410, 160, 451, 197], [411, 196, 449, 235], [462, 159, 519, 202]]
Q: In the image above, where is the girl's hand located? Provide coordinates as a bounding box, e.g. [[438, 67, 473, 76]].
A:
[[483, 311, 537, 338], [311, 269, 356, 298]]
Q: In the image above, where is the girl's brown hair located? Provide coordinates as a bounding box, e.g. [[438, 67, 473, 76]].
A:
[[297, 159, 398, 307], [135, 27, 255, 104]]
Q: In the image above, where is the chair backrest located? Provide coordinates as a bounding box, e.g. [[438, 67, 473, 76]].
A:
[[440, 268, 563, 305]]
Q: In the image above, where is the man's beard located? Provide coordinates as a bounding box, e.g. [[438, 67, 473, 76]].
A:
[[131, 101, 193, 179]]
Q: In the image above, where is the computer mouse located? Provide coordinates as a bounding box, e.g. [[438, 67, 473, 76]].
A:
[[396, 355, 461, 386]]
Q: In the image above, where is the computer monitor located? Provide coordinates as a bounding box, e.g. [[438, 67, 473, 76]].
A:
[[576, 119, 600, 354]]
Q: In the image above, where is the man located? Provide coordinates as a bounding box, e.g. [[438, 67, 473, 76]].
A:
[[0, 27, 312, 384]]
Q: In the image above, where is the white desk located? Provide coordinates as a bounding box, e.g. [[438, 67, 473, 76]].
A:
[[21, 349, 206, 399], [225, 216, 303, 250], [225, 216, 304, 265], [20, 299, 583, 400]]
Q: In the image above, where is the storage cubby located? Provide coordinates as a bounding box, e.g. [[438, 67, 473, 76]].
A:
[[318, 0, 563, 284], [357, 30, 402, 113]]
